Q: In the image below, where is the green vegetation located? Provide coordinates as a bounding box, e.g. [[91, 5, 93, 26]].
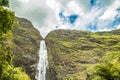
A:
[[46, 29, 120, 80], [0, 6, 14, 40], [0, 1, 30, 80], [0, 0, 9, 7], [87, 51, 120, 80], [12, 17, 42, 80]]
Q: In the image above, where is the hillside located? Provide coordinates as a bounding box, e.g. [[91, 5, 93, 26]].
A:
[[12, 17, 42, 80], [46, 29, 120, 80]]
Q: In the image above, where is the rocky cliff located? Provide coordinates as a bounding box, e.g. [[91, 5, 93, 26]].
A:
[[12, 17, 42, 80], [46, 29, 120, 80]]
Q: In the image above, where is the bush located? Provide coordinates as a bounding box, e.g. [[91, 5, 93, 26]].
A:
[[87, 51, 120, 80]]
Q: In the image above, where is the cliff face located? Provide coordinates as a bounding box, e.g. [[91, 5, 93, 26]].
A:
[[12, 17, 42, 80], [46, 29, 120, 80], [11, 17, 120, 80]]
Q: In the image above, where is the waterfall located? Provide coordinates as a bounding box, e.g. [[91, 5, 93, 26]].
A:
[[36, 40, 48, 80]]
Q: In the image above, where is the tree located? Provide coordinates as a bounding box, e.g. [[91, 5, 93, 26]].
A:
[[0, 1, 30, 80], [0, 6, 14, 41], [0, 0, 9, 7]]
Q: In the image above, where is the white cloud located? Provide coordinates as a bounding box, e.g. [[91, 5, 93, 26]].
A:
[[10, 0, 120, 37], [66, 1, 83, 14], [19, 0, 29, 3], [117, 25, 120, 29], [57, 0, 104, 30], [99, 0, 120, 20], [97, 0, 120, 30], [57, 0, 120, 31], [46, 0, 57, 9]]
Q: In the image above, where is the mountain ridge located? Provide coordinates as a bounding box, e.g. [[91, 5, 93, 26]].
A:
[[45, 29, 120, 80]]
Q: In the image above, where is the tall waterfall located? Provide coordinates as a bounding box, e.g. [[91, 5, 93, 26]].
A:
[[36, 40, 48, 80]]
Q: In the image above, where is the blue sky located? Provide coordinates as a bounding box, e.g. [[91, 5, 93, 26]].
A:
[[10, 0, 120, 37]]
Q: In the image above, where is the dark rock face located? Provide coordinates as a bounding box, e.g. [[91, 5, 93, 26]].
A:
[[12, 17, 42, 80], [45, 29, 120, 80]]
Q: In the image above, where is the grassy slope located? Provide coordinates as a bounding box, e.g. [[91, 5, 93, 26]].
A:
[[12, 17, 42, 80], [46, 29, 120, 80]]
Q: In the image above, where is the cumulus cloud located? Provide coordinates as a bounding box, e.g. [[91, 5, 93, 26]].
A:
[[57, 0, 120, 31], [99, 0, 120, 20], [10, 0, 120, 37], [97, 0, 120, 30]]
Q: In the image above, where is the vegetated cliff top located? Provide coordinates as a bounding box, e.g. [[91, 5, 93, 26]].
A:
[[12, 17, 42, 80], [45, 29, 120, 80]]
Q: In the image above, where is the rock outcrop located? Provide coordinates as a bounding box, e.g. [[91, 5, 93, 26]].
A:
[[12, 17, 42, 80]]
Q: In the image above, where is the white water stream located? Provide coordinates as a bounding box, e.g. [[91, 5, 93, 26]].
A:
[[36, 40, 48, 80]]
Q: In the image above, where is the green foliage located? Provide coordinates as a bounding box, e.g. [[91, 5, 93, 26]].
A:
[[0, 44, 13, 65], [0, 65, 30, 80], [13, 67, 30, 80], [0, 43, 30, 80], [0, 6, 14, 40], [0, 4, 30, 80], [87, 51, 120, 80], [1, 65, 14, 80], [0, 0, 9, 7]]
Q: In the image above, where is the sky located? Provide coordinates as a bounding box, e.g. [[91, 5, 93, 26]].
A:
[[10, 0, 120, 37]]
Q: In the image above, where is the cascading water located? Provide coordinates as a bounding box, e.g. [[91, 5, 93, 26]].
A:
[[36, 40, 48, 80]]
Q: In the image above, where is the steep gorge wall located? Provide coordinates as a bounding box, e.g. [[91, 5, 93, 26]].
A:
[[11, 17, 120, 80], [45, 29, 120, 80], [12, 17, 42, 80]]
